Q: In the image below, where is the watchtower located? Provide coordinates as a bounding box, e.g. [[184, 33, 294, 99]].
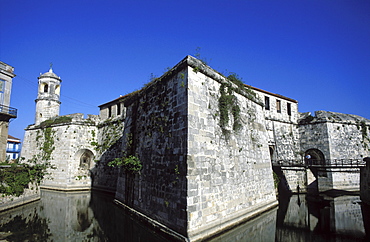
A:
[[35, 67, 62, 125]]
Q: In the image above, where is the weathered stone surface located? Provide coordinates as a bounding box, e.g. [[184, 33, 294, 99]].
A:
[[16, 55, 370, 241], [360, 159, 370, 205]]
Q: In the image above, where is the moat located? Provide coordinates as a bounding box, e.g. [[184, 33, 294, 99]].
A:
[[0, 190, 369, 241]]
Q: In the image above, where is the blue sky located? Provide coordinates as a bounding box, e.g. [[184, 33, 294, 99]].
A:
[[1, 0, 369, 141]]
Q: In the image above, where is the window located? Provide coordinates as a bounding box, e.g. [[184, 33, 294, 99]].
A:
[[0, 80, 4, 105], [287, 103, 291, 116], [44, 84, 48, 93], [264, 96, 270, 110], [117, 103, 121, 116], [276, 100, 281, 113], [108, 106, 112, 117]]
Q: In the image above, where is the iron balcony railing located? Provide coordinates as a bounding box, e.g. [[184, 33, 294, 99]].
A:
[[6, 147, 21, 153], [272, 159, 366, 168], [0, 104, 17, 118]]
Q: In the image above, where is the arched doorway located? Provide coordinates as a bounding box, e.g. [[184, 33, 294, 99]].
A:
[[305, 148, 325, 166], [75, 149, 95, 170], [304, 149, 327, 194]]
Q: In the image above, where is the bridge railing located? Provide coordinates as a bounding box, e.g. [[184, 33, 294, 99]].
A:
[[272, 159, 366, 167]]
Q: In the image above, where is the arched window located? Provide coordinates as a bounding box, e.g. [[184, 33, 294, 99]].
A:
[[44, 84, 49, 93]]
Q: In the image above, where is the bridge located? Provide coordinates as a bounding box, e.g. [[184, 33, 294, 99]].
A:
[[272, 159, 367, 194], [272, 159, 366, 169]]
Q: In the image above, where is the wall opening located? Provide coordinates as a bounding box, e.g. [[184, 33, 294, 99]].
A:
[[276, 99, 281, 113], [305, 148, 327, 177], [76, 149, 95, 170], [265, 96, 270, 110]]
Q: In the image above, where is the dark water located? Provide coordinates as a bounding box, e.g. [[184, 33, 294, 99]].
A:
[[0, 190, 369, 241]]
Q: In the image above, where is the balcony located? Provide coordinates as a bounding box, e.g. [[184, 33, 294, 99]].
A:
[[0, 104, 17, 121], [6, 147, 21, 153]]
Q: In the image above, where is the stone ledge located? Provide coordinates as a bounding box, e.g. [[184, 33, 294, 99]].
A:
[[0, 189, 40, 212], [188, 198, 278, 241], [114, 199, 188, 242]]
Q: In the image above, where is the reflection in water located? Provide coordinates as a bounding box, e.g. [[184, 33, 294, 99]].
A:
[[0, 191, 369, 241], [276, 194, 369, 242], [0, 190, 170, 241]]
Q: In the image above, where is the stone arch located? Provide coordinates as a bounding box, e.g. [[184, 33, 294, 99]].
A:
[[305, 148, 325, 166], [75, 149, 95, 170]]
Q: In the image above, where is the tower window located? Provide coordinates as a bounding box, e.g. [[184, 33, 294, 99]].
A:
[[287, 103, 292, 116], [44, 84, 48, 93], [276, 100, 281, 113], [264, 96, 270, 110]]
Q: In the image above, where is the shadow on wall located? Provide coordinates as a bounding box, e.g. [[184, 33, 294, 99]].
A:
[[89, 136, 124, 192], [272, 166, 291, 195]]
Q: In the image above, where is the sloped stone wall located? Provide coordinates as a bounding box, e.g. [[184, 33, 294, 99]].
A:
[[360, 160, 370, 204], [186, 60, 277, 240], [112, 56, 278, 240], [115, 63, 189, 235]]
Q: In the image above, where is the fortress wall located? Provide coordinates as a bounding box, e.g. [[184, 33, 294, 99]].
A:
[[361, 161, 370, 204], [91, 116, 125, 192], [299, 122, 331, 159], [113, 56, 278, 240], [326, 122, 370, 160], [279, 167, 307, 193], [271, 121, 301, 161], [22, 118, 97, 190], [299, 111, 370, 161], [186, 63, 277, 240], [114, 64, 189, 235]]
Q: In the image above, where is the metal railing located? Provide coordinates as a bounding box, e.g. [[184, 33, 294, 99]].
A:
[[272, 159, 366, 168], [0, 104, 17, 117], [6, 148, 21, 153]]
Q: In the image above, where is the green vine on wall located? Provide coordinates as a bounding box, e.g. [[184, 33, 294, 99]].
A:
[[38, 127, 56, 161], [0, 159, 54, 196], [218, 83, 241, 132], [38, 116, 72, 128], [108, 155, 142, 174], [93, 119, 122, 153]]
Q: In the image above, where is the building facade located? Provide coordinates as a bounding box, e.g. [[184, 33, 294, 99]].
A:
[[6, 135, 21, 160], [0, 61, 17, 161]]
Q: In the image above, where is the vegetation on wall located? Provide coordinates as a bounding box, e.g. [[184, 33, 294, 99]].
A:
[[0, 160, 54, 196], [273, 171, 280, 189], [38, 116, 72, 128], [37, 127, 56, 161], [108, 155, 142, 174], [93, 118, 123, 153], [218, 74, 250, 132]]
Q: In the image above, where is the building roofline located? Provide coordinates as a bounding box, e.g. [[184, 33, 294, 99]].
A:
[[99, 55, 298, 107], [245, 84, 298, 103], [0, 61, 16, 78]]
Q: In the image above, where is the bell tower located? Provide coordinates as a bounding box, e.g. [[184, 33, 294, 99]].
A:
[[35, 66, 62, 125]]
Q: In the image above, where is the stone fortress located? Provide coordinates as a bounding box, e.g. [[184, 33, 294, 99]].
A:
[[21, 55, 370, 241]]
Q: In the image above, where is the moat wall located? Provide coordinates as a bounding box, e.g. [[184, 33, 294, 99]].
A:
[[109, 56, 277, 241]]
